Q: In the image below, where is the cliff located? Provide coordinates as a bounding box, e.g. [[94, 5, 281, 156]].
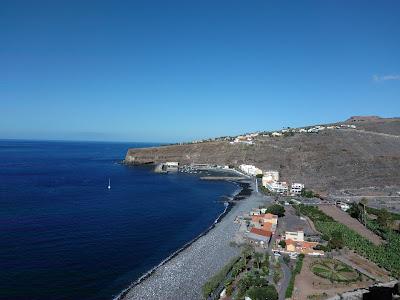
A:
[[125, 117, 400, 194]]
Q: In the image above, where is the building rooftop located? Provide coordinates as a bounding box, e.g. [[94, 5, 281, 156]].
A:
[[250, 228, 272, 237]]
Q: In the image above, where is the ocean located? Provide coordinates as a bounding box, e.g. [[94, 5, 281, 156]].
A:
[[0, 140, 238, 300]]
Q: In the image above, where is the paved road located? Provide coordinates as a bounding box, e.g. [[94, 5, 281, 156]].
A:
[[278, 257, 291, 300]]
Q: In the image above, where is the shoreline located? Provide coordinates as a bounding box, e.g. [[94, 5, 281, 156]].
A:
[[114, 179, 251, 300]]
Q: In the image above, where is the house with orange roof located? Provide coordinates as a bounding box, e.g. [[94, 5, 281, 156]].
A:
[[252, 221, 273, 231], [247, 227, 272, 245], [282, 239, 324, 256], [250, 213, 278, 232]]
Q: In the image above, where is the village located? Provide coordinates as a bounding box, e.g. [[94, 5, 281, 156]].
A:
[[198, 163, 399, 300], [170, 123, 358, 146], [151, 159, 399, 300]]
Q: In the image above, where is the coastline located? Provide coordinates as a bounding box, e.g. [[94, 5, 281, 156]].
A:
[[113, 181, 242, 300], [115, 179, 267, 300]]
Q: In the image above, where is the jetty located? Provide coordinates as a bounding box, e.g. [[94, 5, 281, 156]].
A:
[[200, 176, 247, 181]]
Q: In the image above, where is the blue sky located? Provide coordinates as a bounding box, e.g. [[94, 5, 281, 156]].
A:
[[1, 1, 399, 142]]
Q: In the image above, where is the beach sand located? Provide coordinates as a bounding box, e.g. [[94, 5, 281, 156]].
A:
[[117, 181, 269, 300]]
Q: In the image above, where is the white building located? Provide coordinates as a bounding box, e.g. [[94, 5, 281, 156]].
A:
[[165, 162, 179, 167], [164, 162, 179, 171], [271, 132, 282, 137], [290, 183, 304, 195], [285, 231, 304, 242], [230, 136, 254, 145], [339, 203, 350, 211], [262, 170, 279, 184], [264, 181, 288, 194], [239, 164, 263, 176]]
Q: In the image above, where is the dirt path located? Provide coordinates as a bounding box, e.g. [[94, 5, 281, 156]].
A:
[[319, 205, 383, 245]]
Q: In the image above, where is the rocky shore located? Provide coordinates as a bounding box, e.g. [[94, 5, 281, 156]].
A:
[[116, 181, 268, 300]]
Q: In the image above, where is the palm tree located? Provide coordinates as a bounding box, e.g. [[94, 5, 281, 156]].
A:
[[360, 198, 368, 226], [254, 252, 263, 269], [241, 244, 254, 267]]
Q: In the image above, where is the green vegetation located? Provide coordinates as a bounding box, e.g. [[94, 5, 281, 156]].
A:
[[283, 254, 290, 264], [310, 259, 360, 282], [301, 189, 315, 198], [366, 206, 400, 221], [298, 204, 400, 278], [253, 252, 263, 269], [237, 270, 277, 300], [259, 185, 272, 195], [348, 202, 362, 220], [202, 256, 240, 299], [328, 230, 344, 249], [307, 293, 328, 300], [246, 285, 278, 300], [273, 268, 282, 284], [279, 240, 286, 248], [376, 208, 394, 228], [203, 244, 275, 299], [266, 204, 285, 217], [285, 254, 304, 298], [256, 173, 263, 178]]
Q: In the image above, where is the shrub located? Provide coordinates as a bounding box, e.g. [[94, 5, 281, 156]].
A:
[[201, 256, 240, 298], [246, 285, 278, 300], [285, 254, 304, 298], [283, 254, 291, 264], [266, 204, 285, 217], [301, 189, 314, 198]]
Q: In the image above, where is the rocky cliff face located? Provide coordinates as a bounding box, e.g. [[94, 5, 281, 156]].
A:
[[125, 118, 400, 194]]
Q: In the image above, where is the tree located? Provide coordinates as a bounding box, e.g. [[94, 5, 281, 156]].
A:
[[293, 204, 301, 216], [263, 252, 270, 267], [328, 230, 344, 249], [241, 244, 254, 267], [279, 240, 287, 248], [273, 271, 281, 284], [283, 254, 290, 264], [348, 202, 362, 220], [360, 198, 368, 226], [301, 189, 314, 198], [256, 173, 263, 178], [266, 204, 285, 217], [377, 208, 393, 228], [254, 252, 263, 269], [246, 285, 278, 300]]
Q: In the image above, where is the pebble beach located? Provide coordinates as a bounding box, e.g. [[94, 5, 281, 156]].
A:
[[118, 181, 267, 300]]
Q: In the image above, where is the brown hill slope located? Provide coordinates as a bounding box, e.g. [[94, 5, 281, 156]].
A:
[[125, 118, 400, 194]]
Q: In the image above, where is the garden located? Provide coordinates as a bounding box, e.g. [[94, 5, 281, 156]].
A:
[[310, 259, 360, 282], [297, 204, 400, 278], [202, 245, 278, 300]]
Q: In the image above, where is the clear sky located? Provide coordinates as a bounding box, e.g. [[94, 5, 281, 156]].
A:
[[1, 1, 399, 142]]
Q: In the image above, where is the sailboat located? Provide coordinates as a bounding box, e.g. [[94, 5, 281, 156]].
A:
[[108, 178, 111, 190]]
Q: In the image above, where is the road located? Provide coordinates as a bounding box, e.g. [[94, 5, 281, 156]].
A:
[[278, 257, 291, 300]]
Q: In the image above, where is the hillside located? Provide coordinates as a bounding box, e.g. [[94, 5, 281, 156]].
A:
[[125, 117, 400, 195]]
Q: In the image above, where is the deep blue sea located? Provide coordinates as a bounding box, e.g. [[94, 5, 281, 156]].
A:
[[0, 140, 237, 300]]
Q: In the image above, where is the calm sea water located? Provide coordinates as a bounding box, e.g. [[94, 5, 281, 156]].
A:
[[0, 140, 237, 300]]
